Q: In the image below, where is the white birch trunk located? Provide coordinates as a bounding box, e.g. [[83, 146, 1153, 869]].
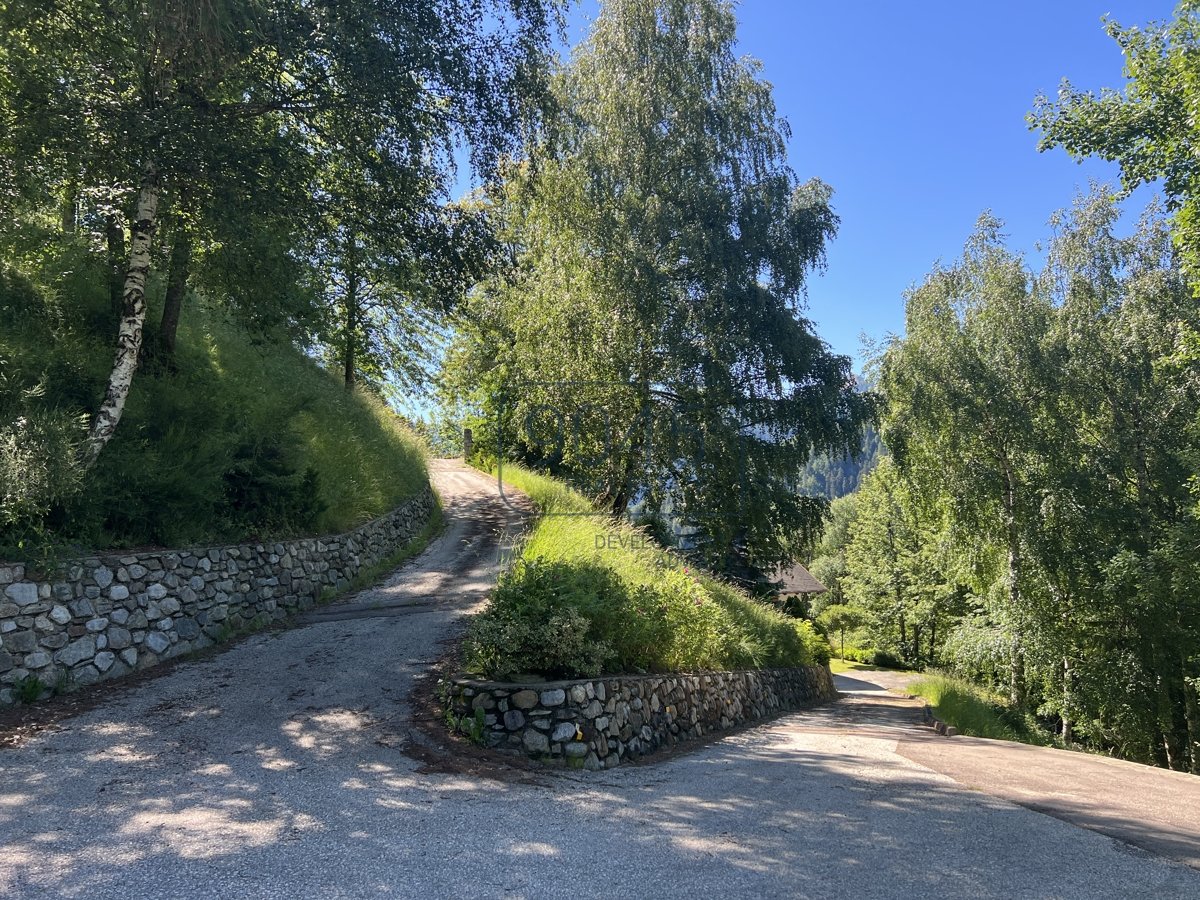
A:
[[83, 163, 160, 467]]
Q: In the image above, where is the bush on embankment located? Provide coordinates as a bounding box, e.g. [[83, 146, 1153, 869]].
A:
[[834, 646, 906, 668], [462, 464, 829, 680]]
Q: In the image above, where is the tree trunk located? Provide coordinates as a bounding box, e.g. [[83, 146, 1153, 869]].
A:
[[343, 257, 359, 390], [84, 163, 160, 468], [60, 181, 77, 233], [105, 214, 126, 317], [1158, 670, 1184, 771], [1181, 656, 1200, 775], [609, 359, 652, 517], [159, 226, 192, 356], [1062, 655, 1073, 745], [1162, 729, 1181, 772], [1001, 460, 1026, 707], [609, 438, 642, 516]]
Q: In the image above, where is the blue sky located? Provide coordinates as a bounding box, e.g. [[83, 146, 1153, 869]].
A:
[[549, 1, 1175, 370]]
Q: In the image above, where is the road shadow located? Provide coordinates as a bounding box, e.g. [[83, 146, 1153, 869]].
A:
[[833, 674, 893, 693], [1, 696, 1196, 897]]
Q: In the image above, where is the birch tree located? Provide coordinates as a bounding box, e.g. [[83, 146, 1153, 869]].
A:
[[451, 0, 872, 574], [880, 216, 1054, 702], [1031, 2, 1200, 284], [0, 0, 562, 463]]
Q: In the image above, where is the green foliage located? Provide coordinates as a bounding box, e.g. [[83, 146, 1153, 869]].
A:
[[867, 649, 905, 670], [13, 674, 47, 705], [816, 603, 867, 660], [796, 619, 833, 667], [831, 646, 905, 668], [0, 265, 87, 545], [841, 459, 964, 669], [86, 310, 428, 548], [939, 617, 1014, 684], [458, 707, 488, 744], [0, 246, 428, 554], [1031, 2, 1200, 285], [462, 465, 821, 680], [796, 425, 883, 500], [0, 0, 563, 487], [909, 673, 1051, 745], [806, 492, 859, 612], [868, 190, 1200, 771], [463, 559, 632, 679], [834, 647, 879, 666], [489, 463, 594, 516], [0, 0, 562, 327], [444, 0, 872, 577]]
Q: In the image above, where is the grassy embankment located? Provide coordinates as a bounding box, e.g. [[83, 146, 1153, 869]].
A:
[[907, 672, 1053, 745], [461, 463, 829, 680], [831, 660, 1055, 746], [1, 253, 428, 556]]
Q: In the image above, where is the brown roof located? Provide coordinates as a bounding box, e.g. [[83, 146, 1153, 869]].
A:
[[772, 562, 827, 596]]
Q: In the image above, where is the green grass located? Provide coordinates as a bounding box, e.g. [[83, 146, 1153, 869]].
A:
[[1, 242, 428, 553], [193, 314, 429, 533], [908, 672, 1053, 744], [492, 462, 594, 514], [462, 463, 829, 680]]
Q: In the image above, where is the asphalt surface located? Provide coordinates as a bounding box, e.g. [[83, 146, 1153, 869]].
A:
[[853, 669, 1200, 870], [1, 460, 1198, 898]]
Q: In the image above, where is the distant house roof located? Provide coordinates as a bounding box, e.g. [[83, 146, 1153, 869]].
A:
[[772, 562, 828, 596]]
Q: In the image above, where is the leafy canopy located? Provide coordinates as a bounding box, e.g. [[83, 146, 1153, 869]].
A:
[[447, 0, 872, 575], [1031, 1, 1200, 285]]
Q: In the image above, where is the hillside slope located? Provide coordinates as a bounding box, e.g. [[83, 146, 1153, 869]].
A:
[[462, 464, 829, 679], [0, 242, 427, 556]]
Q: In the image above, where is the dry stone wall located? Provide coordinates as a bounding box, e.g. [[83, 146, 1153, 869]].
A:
[[0, 486, 436, 705], [449, 665, 836, 770]]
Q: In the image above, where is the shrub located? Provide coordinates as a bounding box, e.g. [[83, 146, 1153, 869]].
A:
[[836, 646, 872, 663], [871, 649, 906, 669], [463, 464, 825, 679], [834, 646, 905, 667], [462, 559, 621, 679], [797, 620, 832, 666], [0, 405, 86, 535], [462, 557, 743, 679]]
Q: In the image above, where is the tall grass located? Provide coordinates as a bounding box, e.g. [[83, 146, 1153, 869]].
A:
[[197, 315, 429, 530], [908, 672, 1052, 744], [1, 246, 427, 553], [493, 462, 593, 515], [463, 463, 829, 679]]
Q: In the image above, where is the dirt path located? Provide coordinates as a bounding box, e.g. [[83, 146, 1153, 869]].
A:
[[301, 459, 526, 624]]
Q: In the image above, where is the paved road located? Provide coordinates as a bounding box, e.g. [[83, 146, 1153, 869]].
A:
[[1, 461, 1198, 898], [835, 668, 1200, 871]]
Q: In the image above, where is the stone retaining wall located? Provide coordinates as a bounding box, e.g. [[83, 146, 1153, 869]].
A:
[[0, 486, 436, 705], [449, 665, 836, 770]]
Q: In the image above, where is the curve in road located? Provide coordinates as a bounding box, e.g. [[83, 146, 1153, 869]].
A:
[[0, 461, 1197, 898]]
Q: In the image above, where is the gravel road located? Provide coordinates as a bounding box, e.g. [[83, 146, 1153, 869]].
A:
[[1, 461, 1198, 898]]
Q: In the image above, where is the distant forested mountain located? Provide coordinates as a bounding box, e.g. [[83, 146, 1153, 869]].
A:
[[797, 426, 882, 499]]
